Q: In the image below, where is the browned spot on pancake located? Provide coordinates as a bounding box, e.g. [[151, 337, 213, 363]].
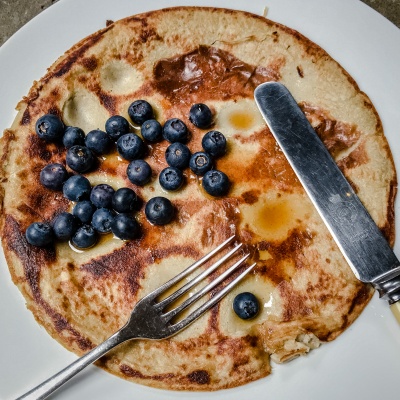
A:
[[347, 282, 371, 315], [82, 240, 141, 277], [98, 92, 117, 114], [255, 230, 314, 284], [106, 20, 114, 27], [187, 369, 210, 385], [301, 103, 361, 158], [120, 364, 175, 381], [242, 190, 260, 205], [27, 133, 66, 162], [81, 55, 98, 71], [140, 27, 162, 43], [279, 280, 312, 321], [153, 45, 283, 103], [0, 130, 16, 166], [150, 244, 201, 263], [21, 108, 31, 125], [382, 178, 397, 246], [297, 65, 304, 78], [16, 203, 42, 220], [337, 142, 369, 170]]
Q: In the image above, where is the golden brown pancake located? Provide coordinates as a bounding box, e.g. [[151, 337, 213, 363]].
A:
[[0, 7, 396, 390]]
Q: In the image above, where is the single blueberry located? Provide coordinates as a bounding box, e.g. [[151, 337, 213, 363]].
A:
[[159, 167, 184, 191], [128, 100, 154, 125], [189, 103, 213, 129], [66, 145, 95, 173], [162, 118, 189, 143], [71, 225, 98, 249], [73, 200, 96, 224], [126, 159, 152, 186], [112, 187, 141, 213], [35, 114, 64, 142], [40, 163, 69, 191], [52, 212, 79, 242], [85, 129, 113, 155], [105, 115, 130, 141], [63, 126, 85, 148], [63, 175, 92, 201], [202, 130, 227, 158], [91, 208, 115, 234], [25, 222, 54, 247], [141, 119, 163, 142], [116, 133, 146, 161], [90, 184, 115, 208], [202, 170, 230, 197], [189, 152, 213, 176], [233, 292, 259, 320], [111, 213, 141, 240], [165, 142, 191, 169], [145, 196, 174, 225]]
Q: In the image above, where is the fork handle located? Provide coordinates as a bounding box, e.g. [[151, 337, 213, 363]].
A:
[[16, 329, 130, 400]]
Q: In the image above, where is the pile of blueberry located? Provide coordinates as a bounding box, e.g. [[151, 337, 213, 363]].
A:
[[26, 100, 230, 249]]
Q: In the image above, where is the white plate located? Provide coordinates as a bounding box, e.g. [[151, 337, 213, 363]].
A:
[[1, 0, 400, 399]]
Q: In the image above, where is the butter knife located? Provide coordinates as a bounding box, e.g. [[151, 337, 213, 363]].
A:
[[254, 81, 400, 322]]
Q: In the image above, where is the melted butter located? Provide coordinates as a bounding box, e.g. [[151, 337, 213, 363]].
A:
[[215, 99, 264, 137], [228, 110, 255, 130], [240, 192, 312, 242]]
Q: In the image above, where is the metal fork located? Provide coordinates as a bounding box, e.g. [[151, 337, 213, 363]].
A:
[[17, 235, 255, 400]]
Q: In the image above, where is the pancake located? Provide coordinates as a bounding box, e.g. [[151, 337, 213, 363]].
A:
[[0, 7, 396, 391]]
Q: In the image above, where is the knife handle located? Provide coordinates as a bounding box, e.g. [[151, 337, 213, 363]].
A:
[[390, 302, 400, 324]]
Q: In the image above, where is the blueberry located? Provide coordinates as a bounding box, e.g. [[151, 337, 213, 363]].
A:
[[189, 152, 213, 176], [145, 196, 174, 225], [112, 187, 140, 213], [66, 145, 95, 173], [35, 114, 64, 142], [40, 163, 69, 191], [141, 119, 162, 142], [116, 133, 146, 161], [90, 184, 115, 208], [163, 118, 189, 143], [159, 167, 184, 191], [71, 225, 98, 249], [73, 200, 96, 224], [63, 126, 85, 148], [111, 213, 141, 240], [126, 159, 152, 186], [85, 129, 113, 155], [128, 100, 154, 125], [165, 142, 191, 169], [189, 103, 213, 129], [91, 208, 115, 234], [105, 115, 130, 141], [25, 222, 54, 247], [52, 212, 79, 241], [63, 175, 92, 201], [233, 292, 259, 320], [202, 170, 230, 197], [202, 130, 227, 158]]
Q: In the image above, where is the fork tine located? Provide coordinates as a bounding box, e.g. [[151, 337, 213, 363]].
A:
[[163, 253, 250, 321], [145, 235, 236, 301], [157, 243, 243, 309], [168, 262, 257, 334]]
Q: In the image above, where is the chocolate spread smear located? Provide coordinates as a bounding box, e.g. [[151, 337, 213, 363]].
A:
[[153, 45, 282, 102]]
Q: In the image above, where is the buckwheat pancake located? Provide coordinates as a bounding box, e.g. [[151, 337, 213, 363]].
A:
[[0, 6, 396, 391]]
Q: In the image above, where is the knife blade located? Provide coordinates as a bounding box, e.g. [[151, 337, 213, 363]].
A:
[[254, 81, 400, 320]]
